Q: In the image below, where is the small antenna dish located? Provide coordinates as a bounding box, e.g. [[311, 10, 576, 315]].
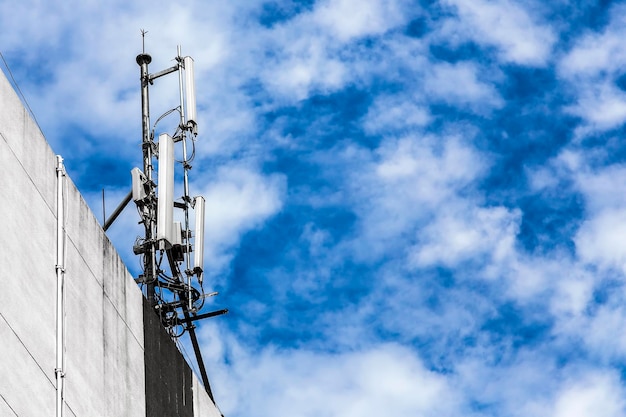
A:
[[193, 195, 205, 282], [171, 221, 184, 262], [131, 167, 148, 202]]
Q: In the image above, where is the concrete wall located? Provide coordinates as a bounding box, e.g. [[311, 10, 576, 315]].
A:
[[0, 68, 221, 416]]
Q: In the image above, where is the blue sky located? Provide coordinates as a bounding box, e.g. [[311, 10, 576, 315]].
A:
[[4, 0, 626, 415]]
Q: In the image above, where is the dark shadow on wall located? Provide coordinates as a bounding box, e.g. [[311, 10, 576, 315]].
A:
[[143, 297, 194, 417]]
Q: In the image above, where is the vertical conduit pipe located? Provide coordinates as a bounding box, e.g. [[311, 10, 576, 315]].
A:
[[55, 155, 66, 417]]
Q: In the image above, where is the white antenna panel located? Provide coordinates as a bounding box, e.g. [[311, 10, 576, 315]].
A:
[[157, 133, 175, 248], [184, 56, 197, 135], [131, 167, 147, 202], [193, 196, 205, 280], [172, 221, 182, 246]]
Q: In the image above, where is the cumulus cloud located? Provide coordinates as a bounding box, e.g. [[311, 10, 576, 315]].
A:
[[377, 133, 484, 200], [258, 33, 348, 101], [312, 0, 409, 42], [346, 133, 487, 260], [555, 155, 626, 270], [411, 205, 520, 268], [363, 94, 431, 134], [425, 61, 504, 110], [565, 83, 626, 133], [575, 209, 626, 271], [558, 4, 626, 79], [552, 372, 626, 417], [251, 0, 413, 102], [200, 329, 460, 417], [440, 0, 556, 66], [550, 270, 594, 319], [558, 5, 626, 135]]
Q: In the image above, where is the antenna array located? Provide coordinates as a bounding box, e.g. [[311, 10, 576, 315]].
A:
[[129, 45, 226, 401]]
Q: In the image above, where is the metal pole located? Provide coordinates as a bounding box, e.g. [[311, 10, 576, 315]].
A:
[[103, 190, 133, 231], [137, 53, 157, 306], [177, 46, 193, 311], [55, 155, 66, 417], [102, 189, 106, 226], [186, 319, 215, 401]]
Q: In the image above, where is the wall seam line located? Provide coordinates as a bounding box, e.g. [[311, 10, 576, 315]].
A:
[[0, 310, 55, 388], [0, 392, 19, 416], [0, 131, 55, 217]]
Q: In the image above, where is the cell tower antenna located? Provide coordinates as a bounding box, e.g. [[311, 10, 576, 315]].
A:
[[127, 45, 228, 403]]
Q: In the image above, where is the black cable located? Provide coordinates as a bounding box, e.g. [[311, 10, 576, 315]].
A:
[[150, 107, 181, 142]]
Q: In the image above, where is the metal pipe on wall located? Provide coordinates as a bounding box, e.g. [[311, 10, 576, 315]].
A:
[[55, 155, 66, 417]]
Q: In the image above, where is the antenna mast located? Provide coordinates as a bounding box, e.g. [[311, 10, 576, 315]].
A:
[[131, 36, 227, 402], [141, 29, 148, 53], [136, 49, 156, 304]]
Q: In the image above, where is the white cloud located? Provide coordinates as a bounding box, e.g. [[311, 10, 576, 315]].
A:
[[550, 270, 594, 319], [411, 205, 520, 268], [557, 156, 626, 271], [341, 133, 488, 262], [374, 134, 484, 198], [258, 34, 348, 101], [575, 209, 626, 272], [565, 84, 626, 133], [526, 149, 626, 273], [558, 4, 626, 79], [454, 353, 560, 417], [559, 33, 624, 78], [582, 304, 626, 361], [424, 61, 503, 110], [312, 0, 409, 42], [247, 0, 417, 103], [504, 256, 563, 302], [201, 332, 459, 417], [455, 354, 626, 417], [363, 95, 431, 134], [552, 372, 626, 417], [524, 148, 626, 362], [440, 0, 556, 66], [558, 5, 626, 135], [575, 163, 626, 214]]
